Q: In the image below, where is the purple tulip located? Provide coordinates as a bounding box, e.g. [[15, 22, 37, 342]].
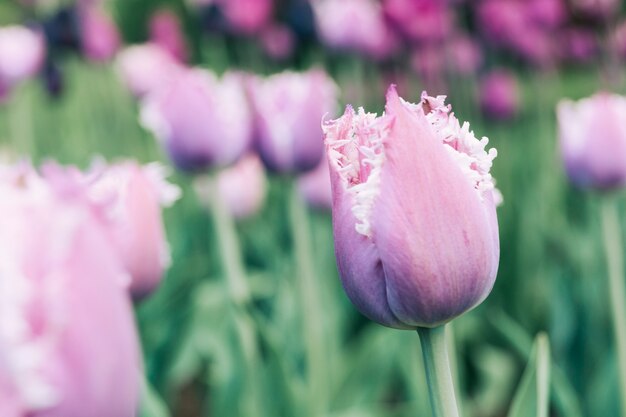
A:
[[0, 26, 45, 86], [479, 70, 520, 120], [218, 0, 273, 35], [260, 24, 296, 61], [558, 93, 626, 189], [323, 87, 500, 328], [194, 153, 267, 219], [0, 166, 140, 416], [559, 29, 598, 64], [383, 0, 453, 44], [249, 69, 338, 173], [141, 69, 253, 173], [116, 43, 183, 98], [149, 9, 188, 63], [79, 5, 121, 62]]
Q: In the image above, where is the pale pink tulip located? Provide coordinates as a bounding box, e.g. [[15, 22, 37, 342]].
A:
[[0, 167, 140, 416], [0, 26, 45, 85], [79, 6, 121, 62], [149, 9, 188, 63], [558, 93, 626, 189], [249, 69, 338, 173], [141, 69, 253, 172], [298, 156, 332, 210], [116, 43, 182, 98], [323, 87, 500, 328], [194, 154, 266, 219]]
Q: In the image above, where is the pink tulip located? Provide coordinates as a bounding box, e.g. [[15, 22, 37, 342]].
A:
[[323, 87, 500, 328], [149, 9, 188, 63], [116, 43, 182, 98], [249, 69, 338, 173], [79, 6, 121, 62], [382, 0, 453, 44], [479, 70, 520, 121], [298, 156, 332, 210], [260, 24, 296, 61], [313, 0, 398, 60], [558, 93, 626, 189], [194, 154, 266, 219], [0, 167, 140, 416], [141, 69, 253, 172], [218, 0, 273, 35], [447, 35, 483, 76], [526, 0, 566, 29], [611, 21, 626, 60], [0, 26, 45, 85], [559, 29, 598, 64], [570, 0, 619, 20]]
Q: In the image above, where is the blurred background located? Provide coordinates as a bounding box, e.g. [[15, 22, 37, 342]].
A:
[[0, 0, 624, 416]]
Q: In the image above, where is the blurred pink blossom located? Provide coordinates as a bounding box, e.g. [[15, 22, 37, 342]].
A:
[[116, 43, 183, 98], [79, 6, 121, 62], [194, 154, 267, 219], [141, 69, 253, 172], [248, 69, 338, 173], [383, 0, 453, 44], [479, 70, 520, 120], [570, 0, 619, 20], [448, 35, 483, 75], [218, 0, 273, 35], [559, 29, 598, 63], [149, 9, 188, 63], [0, 164, 140, 416], [260, 24, 296, 61], [0, 26, 45, 85], [298, 156, 332, 210]]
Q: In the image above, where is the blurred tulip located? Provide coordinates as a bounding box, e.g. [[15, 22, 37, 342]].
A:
[[383, 0, 453, 44], [527, 0, 566, 29], [323, 87, 500, 328], [313, 0, 398, 60], [141, 69, 253, 173], [0, 26, 45, 85], [194, 154, 266, 219], [559, 29, 598, 64], [83, 161, 181, 299], [447, 35, 483, 76], [116, 43, 182, 98], [557, 93, 626, 189], [260, 24, 296, 61], [479, 70, 520, 120], [249, 69, 338, 173], [79, 5, 120, 62], [149, 9, 188, 63], [298, 156, 332, 210], [570, 0, 619, 20], [0, 167, 140, 416], [218, 0, 273, 35], [611, 21, 626, 60]]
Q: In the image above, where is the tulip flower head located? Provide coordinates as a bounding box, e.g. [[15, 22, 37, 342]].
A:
[[479, 70, 520, 120], [0, 166, 140, 417], [249, 69, 338, 173], [298, 156, 332, 210], [149, 9, 188, 63], [0, 26, 45, 86], [557, 93, 626, 190], [141, 69, 253, 173], [323, 87, 500, 328], [79, 5, 121, 62]]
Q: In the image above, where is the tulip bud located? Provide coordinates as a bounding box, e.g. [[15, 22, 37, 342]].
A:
[[0, 26, 45, 86], [79, 5, 121, 62], [323, 87, 500, 328], [0, 166, 140, 416], [298, 156, 332, 210], [149, 9, 188, 63], [218, 0, 273, 35], [557, 92, 626, 190], [116, 43, 182, 98], [141, 69, 253, 173], [249, 69, 338, 173], [194, 153, 267, 219], [479, 70, 520, 120]]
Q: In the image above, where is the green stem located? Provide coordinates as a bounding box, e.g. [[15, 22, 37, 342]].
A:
[[287, 181, 327, 415], [600, 198, 626, 417], [207, 180, 262, 416], [417, 326, 460, 417]]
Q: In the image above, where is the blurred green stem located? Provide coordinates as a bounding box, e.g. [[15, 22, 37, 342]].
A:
[[600, 198, 626, 417], [417, 325, 460, 417], [288, 181, 328, 415], [208, 179, 262, 417]]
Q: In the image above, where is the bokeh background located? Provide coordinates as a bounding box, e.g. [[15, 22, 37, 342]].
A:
[[0, 0, 624, 416]]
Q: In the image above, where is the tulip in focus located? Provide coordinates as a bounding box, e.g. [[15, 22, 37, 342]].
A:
[[0, 166, 140, 417], [0, 26, 45, 85], [479, 70, 520, 120], [116, 43, 182, 98], [141, 69, 253, 172], [249, 69, 338, 173], [79, 6, 121, 62], [323, 87, 500, 328], [557, 93, 626, 189], [149, 9, 188, 63], [194, 154, 266, 219], [298, 156, 332, 210]]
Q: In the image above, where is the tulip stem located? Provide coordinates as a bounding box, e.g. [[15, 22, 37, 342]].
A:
[[600, 197, 626, 417], [288, 181, 328, 415], [417, 325, 461, 417]]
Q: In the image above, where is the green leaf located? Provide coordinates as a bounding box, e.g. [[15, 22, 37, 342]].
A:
[[138, 375, 171, 417], [507, 333, 551, 417]]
